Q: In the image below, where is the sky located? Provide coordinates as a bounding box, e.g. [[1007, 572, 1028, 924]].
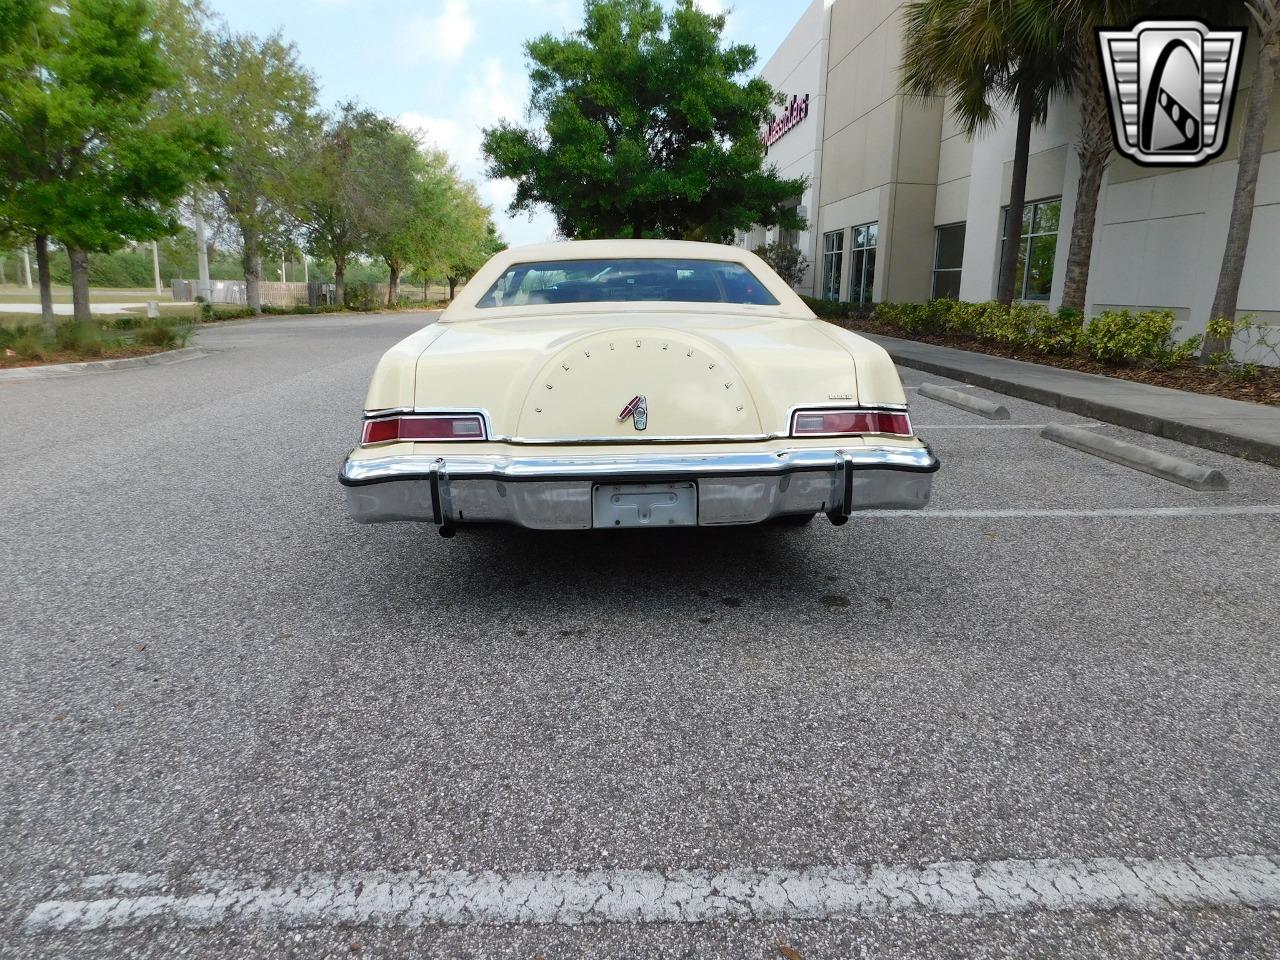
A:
[[203, 0, 806, 248]]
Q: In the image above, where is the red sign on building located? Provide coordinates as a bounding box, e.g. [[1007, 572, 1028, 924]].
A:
[[764, 94, 810, 152]]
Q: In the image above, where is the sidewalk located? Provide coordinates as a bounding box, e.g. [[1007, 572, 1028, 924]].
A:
[[867, 333, 1280, 467]]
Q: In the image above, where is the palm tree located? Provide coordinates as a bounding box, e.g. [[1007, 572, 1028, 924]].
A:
[[1203, 0, 1280, 358], [1038, 1, 1124, 317], [902, 0, 1074, 306], [1033, 1, 1234, 318]]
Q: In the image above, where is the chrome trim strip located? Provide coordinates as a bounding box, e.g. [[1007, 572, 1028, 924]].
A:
[[363, 405, 913, 444], [341, 444, 939, 486], [503, 433, 773, 445]]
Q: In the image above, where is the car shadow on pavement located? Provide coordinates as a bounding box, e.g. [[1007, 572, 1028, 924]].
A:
[[356, 521, 904, 624]]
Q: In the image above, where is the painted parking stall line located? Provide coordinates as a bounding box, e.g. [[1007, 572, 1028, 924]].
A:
[[23, 854, 1280, 934], [858, 505, 1280, 519]]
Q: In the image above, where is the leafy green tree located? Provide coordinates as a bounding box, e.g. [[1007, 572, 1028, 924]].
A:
[[902, 0, 1075, 307], [443, 191, 504, 301], [0, 0, 220, 330], [198, 29, 318, 311], [754, 241, 809, 289], [482, 0, 805, 241], [292, 105, 400, 304], [365, 143, 459, 305]]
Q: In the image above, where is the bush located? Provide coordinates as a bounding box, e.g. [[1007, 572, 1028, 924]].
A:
[[755, 242, 810, 288], [801, 295, 1204, 368], [54, 321, 106, 357], [343, 283, 381, 312], [10, 332, 49, 360], [1082, 308, 1197, 366], [799, 295, 873, 322], [1024, 306, 1085, 355], [208, 305, 255, 321], [261, 303, 347, 316], [135, 319, 192, 349]]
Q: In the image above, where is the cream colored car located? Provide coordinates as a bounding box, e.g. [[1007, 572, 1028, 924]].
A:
[[340, 239, 937, 534]]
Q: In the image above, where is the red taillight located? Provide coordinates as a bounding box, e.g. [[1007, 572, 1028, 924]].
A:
[[361, 414, 486, 445], [791, 409, 912, 437]]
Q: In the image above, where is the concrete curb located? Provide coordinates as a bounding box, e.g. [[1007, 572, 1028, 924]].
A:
[[918, 383, 1010, 420], [870, 334, 1280, 467], [1041, 424, 1229, 490], [0, 346, 208, 382], [194, 307, 443, 329]]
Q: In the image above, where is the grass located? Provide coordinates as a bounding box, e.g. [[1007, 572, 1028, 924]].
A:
[[0, 284, 176, 304]]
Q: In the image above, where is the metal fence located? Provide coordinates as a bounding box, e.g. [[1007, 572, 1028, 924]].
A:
[[172, 279, 450, 308], [170, 279, 330, 307]]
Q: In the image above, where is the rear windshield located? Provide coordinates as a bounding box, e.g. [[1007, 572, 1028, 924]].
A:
[[475, 258, 780, 308]]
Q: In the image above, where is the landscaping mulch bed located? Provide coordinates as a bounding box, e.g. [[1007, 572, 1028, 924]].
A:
[[0, 343, 170, 369], [844, 318, 1280, 407]]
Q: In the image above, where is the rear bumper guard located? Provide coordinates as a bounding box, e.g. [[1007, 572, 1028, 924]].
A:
[[339, 445, 939, 531]]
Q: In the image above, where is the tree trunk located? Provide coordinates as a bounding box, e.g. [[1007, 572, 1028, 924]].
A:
[[447, 276, 458, 301], [34, 234, 55, 335], [1060, 38, 1111, 317], [387, 261, 401, 306], [1202, 29, 1280, 359], [998, 87, 1036, 306], [241, 228, 262, 313], [68, 247, 93, 324], [334, 256, 347, 307]]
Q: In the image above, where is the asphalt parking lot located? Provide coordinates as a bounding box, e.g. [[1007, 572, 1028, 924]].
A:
[[3, 312, 1279, 959]]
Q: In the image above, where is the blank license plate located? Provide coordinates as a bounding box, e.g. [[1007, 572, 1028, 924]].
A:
[[592, 482, 697, 528]]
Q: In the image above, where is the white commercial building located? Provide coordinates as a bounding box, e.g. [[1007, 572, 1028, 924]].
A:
[[736, 0, 830, 297], [745, 0, 1280, 344]]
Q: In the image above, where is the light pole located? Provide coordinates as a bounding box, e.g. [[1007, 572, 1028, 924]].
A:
[[22, 246, 32, 289], [152, 241, 162, 295], [193, 194, 212, 302]]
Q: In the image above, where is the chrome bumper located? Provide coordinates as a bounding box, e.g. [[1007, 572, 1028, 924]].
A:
[[339, 445, 939, 530]]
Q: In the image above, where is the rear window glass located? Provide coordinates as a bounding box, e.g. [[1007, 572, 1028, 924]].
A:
[[475, 258, 780, 308]]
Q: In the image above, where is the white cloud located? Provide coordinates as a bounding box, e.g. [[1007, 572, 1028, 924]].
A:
[[693, 0, 724, 14], [522, 0, 577, 32], [398, 59, 557, 247], [398, 0, 476, 65]]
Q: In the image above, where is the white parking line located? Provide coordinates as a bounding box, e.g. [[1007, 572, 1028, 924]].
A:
[[913, 423, 1092, 430], [23, 854, 1280, 933], [859, 505, 1280, 519]]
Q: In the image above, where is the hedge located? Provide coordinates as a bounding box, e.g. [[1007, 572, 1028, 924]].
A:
[[800, 295, 1201, 368]]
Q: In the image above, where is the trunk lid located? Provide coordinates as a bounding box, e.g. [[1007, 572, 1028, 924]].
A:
[[413, 311, 860, 441]]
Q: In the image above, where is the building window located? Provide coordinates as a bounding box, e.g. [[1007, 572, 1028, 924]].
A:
[[1000, 198, 1060, 301], [850, 222, 877, 305], [932, 223, 965, 299], [821, 229, 844, 301]]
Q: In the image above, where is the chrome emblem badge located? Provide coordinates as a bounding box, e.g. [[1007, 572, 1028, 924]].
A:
[[1098, 20, 1244, 167], [618, 394, 648, 431]]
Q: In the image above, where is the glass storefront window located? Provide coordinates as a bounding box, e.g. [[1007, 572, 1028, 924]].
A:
[[850, 222, 877, 305], [1000, 198, 1061, 302], [932, 222, 965, 299], [821, 229, 844, 301]]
